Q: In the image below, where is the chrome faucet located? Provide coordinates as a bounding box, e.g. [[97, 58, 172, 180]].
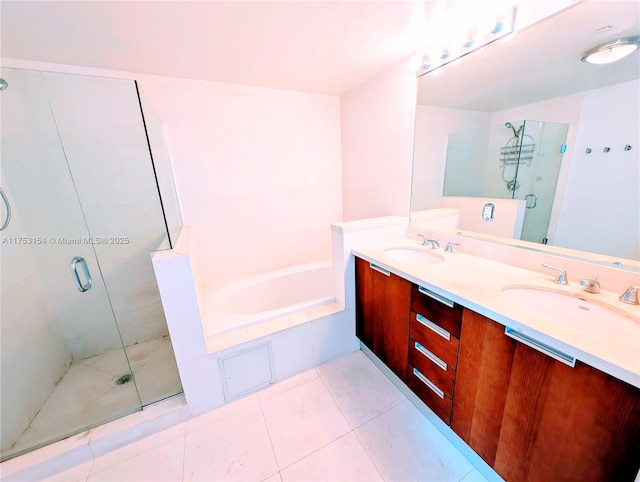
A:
[[444, 242, 460, 253], [579, 276, 600, 294], [542, 264, 568, 285], [619, 286, 640, 305], [418, 234, 440, 249]]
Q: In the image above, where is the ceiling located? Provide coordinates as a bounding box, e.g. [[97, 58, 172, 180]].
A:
[[417, 0, 640, 111], [0, 1, 440, 95]]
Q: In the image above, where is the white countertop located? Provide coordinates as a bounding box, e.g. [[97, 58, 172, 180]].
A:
[[353, 239, 640, 388]]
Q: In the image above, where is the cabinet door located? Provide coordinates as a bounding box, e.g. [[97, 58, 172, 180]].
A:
[[354, 257, 411, 381], [451, 309, 515, 466], [373, 268, 410, 380], [494, 344, 640, 482], [355, 257, 375, 350], [453, 309, 640, 481]]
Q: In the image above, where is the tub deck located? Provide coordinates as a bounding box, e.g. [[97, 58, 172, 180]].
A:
[[204, 301, 344, 353]]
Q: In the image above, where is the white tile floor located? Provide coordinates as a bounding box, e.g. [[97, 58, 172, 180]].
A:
[[9, 337, 182, 460], [45, 351, 488, 482]]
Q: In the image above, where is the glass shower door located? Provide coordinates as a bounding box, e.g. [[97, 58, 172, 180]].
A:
[[516, 120, 569, 243], [0, 67, 142, 461]]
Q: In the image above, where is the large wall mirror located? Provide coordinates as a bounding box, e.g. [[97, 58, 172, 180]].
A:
[[410, 0, 639, 266]]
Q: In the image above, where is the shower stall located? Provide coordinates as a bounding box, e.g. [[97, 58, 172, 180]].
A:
[[443, 119, 569, 244], [0, 67, 183, 461]]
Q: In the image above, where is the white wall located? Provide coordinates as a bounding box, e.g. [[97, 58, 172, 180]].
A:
[[414, 106, 491, 207], [554, 79, 640, 259], [140, 77, 343, 288], [341, 56, 417, 221]]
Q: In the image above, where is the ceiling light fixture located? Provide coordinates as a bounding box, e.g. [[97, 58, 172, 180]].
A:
[[581, 37, 640, 65]]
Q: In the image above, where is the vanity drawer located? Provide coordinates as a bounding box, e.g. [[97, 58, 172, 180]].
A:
[[410, 311, 460, 369], [411, 284, 462, 338], [408, 339, 455, 398], [408, 365, 452, 425]]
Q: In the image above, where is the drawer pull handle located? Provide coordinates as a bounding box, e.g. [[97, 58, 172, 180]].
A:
[[416, 313, 451, 341], [413, 368, 445, 399], [505, 327, 576, 368], [415, 342, 447, 371], [418, 286, 454, 308], [369, 263, 390, 276]]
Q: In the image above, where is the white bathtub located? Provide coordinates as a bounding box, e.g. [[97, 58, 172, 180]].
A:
[[205, 261, 335, 337]]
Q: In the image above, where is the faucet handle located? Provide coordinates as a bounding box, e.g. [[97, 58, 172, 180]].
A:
[[579, 276, 600, 294], [619, 285, 640, 305], [445, 242, 461, 253], [417, 234, 439, 248], [542, 264, 568, 285]]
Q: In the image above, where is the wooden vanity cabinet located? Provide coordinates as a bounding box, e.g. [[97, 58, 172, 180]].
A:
[[355, 257, 411, 381], [452, 309, 640, 482], [354, 257, 639, 480]]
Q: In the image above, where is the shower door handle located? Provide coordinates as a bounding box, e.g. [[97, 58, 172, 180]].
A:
[[0, 187, 11, 231], [70, 256, 93, 292]]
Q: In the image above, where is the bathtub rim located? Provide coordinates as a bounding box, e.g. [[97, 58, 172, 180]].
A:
[[204, 260, 336, 337]]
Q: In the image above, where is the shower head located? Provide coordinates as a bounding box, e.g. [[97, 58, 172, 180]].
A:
[[505, 122, 518, 137], [0, 78, 8, 91]]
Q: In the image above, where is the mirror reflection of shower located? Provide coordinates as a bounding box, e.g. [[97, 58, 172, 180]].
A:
[[500, 121, 535, 192], [441, 120, 569, 244]]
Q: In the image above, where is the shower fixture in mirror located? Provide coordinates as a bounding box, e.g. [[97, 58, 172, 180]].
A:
[[410, 0, 640, 265], [442, 119, 569, 244]]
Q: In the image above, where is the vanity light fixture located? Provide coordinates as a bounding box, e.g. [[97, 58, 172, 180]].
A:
[[418, 6, 516, 76], [581, 37, 640, 64]]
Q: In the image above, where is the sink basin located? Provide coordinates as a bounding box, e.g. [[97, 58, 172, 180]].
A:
[[383, 247, 444, 264], [502, 286, 638, 327]]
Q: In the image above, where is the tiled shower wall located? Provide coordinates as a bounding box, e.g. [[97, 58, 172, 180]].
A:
[[0, 183, 71, 452]]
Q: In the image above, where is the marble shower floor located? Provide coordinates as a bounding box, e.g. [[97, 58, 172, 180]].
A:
[[45, 351, 493, 482], [9, 337, 182, 459]]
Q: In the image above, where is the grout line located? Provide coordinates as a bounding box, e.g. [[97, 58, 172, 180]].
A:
[[81, 458, 95, 482], [315, 356, 405, 480], [276, 430, 358, 474], [351, 427, 386, 481], [185, 394, 261, 433], [88, 424, 186, 478], [257, 368, 320, 404], [297, 365, 386, 476], [458, 466, 477, 482], [349, 397, 408, 431], [257, 391, 281, 475], [259, 372, 351, 473], [317, 354, 406, 431], [316, 365, 350, 422], [86, 435, 185, 480], [315, 350, 366, 377]]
